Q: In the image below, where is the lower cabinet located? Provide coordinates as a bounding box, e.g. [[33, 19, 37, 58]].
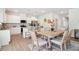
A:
[[0, 30, 10, 47], [10, 27, 21, 35]]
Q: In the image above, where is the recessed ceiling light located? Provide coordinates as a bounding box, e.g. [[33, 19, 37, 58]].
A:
[[13, 9, 19, 13], [60, 11, 64, 14], [41, 10, 45, 13]]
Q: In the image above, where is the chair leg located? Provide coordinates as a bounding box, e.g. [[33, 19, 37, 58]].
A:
[[64, 43, 67, 50], [32, 45, 40, 51], [67, 40, 71, 49], [31, 45, 34, 51], [68, 40, 71, 45], [60, 45, 63, 51], [45, 43, 48, 49]]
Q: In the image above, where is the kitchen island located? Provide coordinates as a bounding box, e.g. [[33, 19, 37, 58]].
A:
[[0, 30, 10, 47]]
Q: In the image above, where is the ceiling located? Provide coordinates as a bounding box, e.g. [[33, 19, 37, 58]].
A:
[[5, 8, 71, 18]]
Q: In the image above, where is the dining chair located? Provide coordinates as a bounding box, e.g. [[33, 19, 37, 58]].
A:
[[65, 30, 72, 48], [51, 31, 69, 51], [30, 31, 47, 51]]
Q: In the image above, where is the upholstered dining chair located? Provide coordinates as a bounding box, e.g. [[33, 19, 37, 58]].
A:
[[51, 31, 69, 51], [29, 31, 47, 51]]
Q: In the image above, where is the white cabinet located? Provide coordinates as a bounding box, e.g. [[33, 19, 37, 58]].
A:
[[4, 14, 20, 23], [0, 8, 4, 23], [10, 27, 21, 35], [20, 14, 27, 20], [0, 30, 10, 46]]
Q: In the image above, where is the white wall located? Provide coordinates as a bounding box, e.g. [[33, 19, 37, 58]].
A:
[[69, 9, 79, 29], [69, 9, 79, 37], [5, 8, 69, 25], [38, 13, 65, 29], [0, 8, 4, 23]]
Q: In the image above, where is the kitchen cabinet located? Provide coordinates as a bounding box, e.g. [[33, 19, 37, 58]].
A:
[[0, 30, 10, 46], [20, 14, 27, 20], [0, 8, 4, 23], [10, 27, 21, 35], [4, 14, 20, 23]]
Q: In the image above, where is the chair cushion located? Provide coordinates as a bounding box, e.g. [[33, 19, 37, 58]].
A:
[[38, 38, 47, 46], [51, 36, 63, 45], [28, 44, 39, 51], [51, 40, 61, 45]]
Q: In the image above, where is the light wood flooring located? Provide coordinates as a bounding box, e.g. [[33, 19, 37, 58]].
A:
[[0, 34, 79, 51], [0, 34, 32, 51]]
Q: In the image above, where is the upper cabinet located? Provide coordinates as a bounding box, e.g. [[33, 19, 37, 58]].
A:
[[0, 8, 4, 23], [20, 14, 27, 20], [3, 9, 27, 23], [4, 14, 20, 23], [3, 9, 20, 23]]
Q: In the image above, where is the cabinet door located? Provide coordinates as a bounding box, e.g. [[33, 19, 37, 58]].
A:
[[5, 14, 20, 23], [0, 8, 4, 23], [0, 30, 10, 46], [10, 28, 21, 35]]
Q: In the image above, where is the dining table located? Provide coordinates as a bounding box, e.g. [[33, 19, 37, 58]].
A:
[[35, 29, 64, 49]]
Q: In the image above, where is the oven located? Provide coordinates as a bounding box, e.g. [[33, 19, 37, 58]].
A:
[[20, 20, 27, 35]]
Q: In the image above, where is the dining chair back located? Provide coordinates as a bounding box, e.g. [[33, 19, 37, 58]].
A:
[[31, 31, 39, 47], [51, 30, 69, 50], [61, 31, 69, 43], [30, 31, 47, 50]]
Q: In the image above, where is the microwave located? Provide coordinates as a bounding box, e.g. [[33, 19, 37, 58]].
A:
[[20, 20, 26, 23]]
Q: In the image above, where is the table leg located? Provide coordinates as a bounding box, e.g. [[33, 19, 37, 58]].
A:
[[48, 37, 51, 48]]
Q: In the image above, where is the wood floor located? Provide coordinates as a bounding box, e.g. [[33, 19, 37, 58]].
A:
[[0, 34, 79, 51], [0, 34, 32, 51], [71, 37, 79, 42]]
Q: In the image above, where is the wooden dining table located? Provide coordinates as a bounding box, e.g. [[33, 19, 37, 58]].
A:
[[35, 29, 64, 48]]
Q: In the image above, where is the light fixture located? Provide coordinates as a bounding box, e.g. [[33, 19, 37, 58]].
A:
[[60, 11, 64, 14]]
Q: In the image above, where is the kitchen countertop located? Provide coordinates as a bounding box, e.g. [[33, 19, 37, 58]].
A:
[[0, 29, 10, 31]]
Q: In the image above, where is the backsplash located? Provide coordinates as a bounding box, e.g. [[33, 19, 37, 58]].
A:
[[1, 23, 21, 29], [7, 23, 20, 28]]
